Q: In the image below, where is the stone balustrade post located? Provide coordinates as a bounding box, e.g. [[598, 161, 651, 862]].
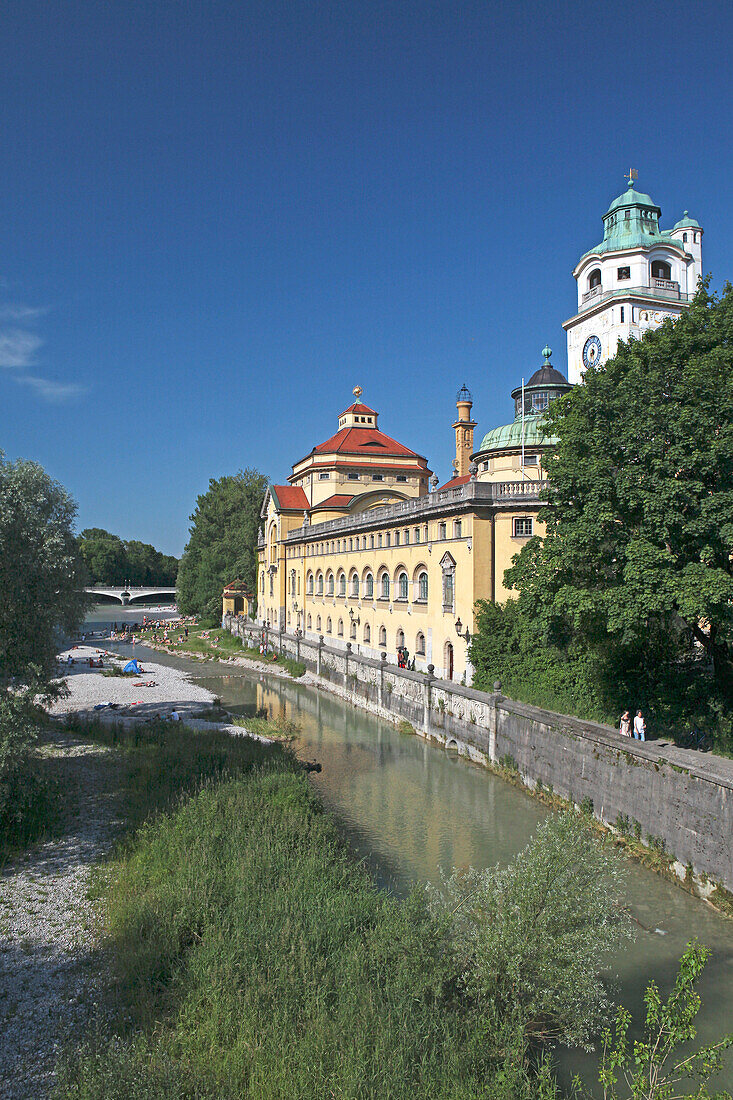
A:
[[423, 664, 435, 736], [317, 635, 324, 677], [489, 680, 501, 763]]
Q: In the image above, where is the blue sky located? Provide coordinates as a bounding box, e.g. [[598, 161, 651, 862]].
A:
[[1, 0, 732, 555]]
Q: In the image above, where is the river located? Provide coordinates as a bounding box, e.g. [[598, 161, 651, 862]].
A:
[[88, 608, 733, 1092]]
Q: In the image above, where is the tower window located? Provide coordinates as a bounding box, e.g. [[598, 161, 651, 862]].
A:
[[319, 472, 330, 480], [348, 473, 360, 481], [396, 475, 407, 482], [682, 233, 687, 243], [588, 269, 601, 289], [651, 261, 672, 281], [620, 307, 625, 323], [617, 266, 630, 280], [372, 474, 384, 481]]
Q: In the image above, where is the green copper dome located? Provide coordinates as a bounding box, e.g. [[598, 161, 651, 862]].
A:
[[673, 210, 701, 230], [579, 179, 690, 260], [478, 415, 556, 453]]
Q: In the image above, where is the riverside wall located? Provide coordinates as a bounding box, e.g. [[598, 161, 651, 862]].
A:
[[225, 616, 733, 895]]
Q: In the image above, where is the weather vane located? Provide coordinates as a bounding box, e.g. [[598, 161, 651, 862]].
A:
[[624, 167, 638, 186], [353, 385, 363, 399]]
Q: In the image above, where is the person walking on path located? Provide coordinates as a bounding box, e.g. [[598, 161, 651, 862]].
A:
[[619, 710, 632, 737], [633, 709, 646, 741]]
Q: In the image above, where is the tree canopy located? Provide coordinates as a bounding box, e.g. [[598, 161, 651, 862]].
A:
[[493, 282, 733, 741], [0, 455, 89, 688], [177, 468, 268, 621], [78, 529, 179, 586]]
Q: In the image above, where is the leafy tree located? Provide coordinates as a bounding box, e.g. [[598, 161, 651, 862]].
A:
[[78, 529, 179, 586], [434, 812, 633, 1050], [504, 282, 733, 738], [177, 468, 268, 620], [0, 455, 89, 687], [591, 940, 732, 1100]]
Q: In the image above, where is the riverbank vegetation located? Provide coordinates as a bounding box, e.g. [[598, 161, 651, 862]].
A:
[[0, 454, 89, 858], [176, 468, 268, 623], [78, 528, 179, 587], [53, 717, 731, 1099], [140, 623, 306, 678], [471, 284, 733, 754]]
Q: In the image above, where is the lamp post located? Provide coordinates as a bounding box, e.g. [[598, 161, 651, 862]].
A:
[[455, 617, 471, 643]]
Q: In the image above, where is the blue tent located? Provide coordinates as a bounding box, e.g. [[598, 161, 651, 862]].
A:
[[123, 659, 142, 674]]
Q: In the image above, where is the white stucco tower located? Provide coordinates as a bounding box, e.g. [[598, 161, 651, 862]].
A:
[[563, 178, 703, 384]]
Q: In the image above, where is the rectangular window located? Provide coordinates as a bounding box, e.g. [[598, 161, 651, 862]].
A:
[[348, 473, 359, 480], [385, 533, 390, 547], [618, 266, 630, 280], [396, 475, 407, 483], [370, 535, 374, 549], [348, 538, 353, 551], [394, 531, 400, 546], [513, 517, 534, 538], [372, 474, 384, 481], [620, 307, 625, 323], [439, 522, 446, 539], [524, 454, 538, 466], [414, 528, 420, 543], [454, 520, 462, 539], [404, 530, 409, 545], [318, 471, 330, 480], [378, 534, 382, 547]]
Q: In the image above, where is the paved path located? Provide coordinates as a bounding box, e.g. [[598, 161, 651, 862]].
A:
[[0, 730, 122, 1099]]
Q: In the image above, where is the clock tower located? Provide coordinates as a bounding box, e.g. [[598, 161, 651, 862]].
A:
[[563, 177, 703, 384]]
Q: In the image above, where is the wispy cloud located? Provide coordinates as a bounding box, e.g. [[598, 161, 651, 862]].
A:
[[14, 374, 88, 403], [0, 297, 87, 403], [0, 303, 49, 322], [0, 329, 43, 369]]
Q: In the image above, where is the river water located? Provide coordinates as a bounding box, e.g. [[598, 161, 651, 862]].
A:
[[88, 608, 733, 1092]]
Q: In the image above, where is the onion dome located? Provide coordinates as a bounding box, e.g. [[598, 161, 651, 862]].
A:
[[581, 178, 688, 259]]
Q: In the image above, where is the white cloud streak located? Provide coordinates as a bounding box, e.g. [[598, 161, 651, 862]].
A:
[[13, 374, 88, 402], [0, 329, 43, 369], [0, 303, 49, 322]]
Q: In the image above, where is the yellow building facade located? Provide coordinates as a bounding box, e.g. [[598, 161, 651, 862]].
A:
[[243, 352, 572, 684]]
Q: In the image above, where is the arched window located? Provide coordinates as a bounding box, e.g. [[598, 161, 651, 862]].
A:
[[306, 572, 314, 595], [260, 573, 265, 593], [326, 617, 332, 634], [307, 614, 312, 629], [588, 268, 601, 289], [416, 632, 425, 655], [651, 260, 671, 281], [396, 628, 405, 647], [381, 573, 390, 599], [327, 572, 334, 596], [418, 571, 428, 602], [397, 571, 408, 601], [316, 615, 321, 632], [350, 620, 357, 640], [316, 572, 323, 596], [363, 623, 371, 643], [365, 572, 374, 598], [351, 573, 359, 597], [338, 572, 346, 596], [337, 618, 343, 637], [379, 626, 387, 647]]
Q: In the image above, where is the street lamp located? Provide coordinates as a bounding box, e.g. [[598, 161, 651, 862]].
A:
[[455, 617, 471, 643]]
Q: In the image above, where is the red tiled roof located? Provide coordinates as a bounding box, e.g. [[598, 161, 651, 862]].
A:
[[270, 484, 309, 511], [309, 494, 354, 511], [437, 473, 471, 491], [312, 426, 424, 459], [339, 401, 377, 416]]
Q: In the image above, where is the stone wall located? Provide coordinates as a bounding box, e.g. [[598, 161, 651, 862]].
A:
[[226, 616, 733, 893]]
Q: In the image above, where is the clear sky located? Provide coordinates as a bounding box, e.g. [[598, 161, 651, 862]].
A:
[[1, 0, 731, 556]]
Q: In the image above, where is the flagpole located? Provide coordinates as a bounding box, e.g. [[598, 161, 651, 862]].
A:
[[517, 376, 521, 479]]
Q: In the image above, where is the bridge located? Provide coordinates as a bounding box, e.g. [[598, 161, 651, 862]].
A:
[[86, 585, 177, 606]]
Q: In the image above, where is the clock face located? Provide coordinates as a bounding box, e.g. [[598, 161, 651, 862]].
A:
[[582, 335, 602, 368]]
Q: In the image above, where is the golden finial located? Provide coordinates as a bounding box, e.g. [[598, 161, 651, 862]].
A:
[[353, 385, 363, 399], [624, 167, 638, 187]]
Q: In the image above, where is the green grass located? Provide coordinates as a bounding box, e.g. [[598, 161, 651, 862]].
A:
[[0, 757, 64, 862], [54, 718, 557, 1100], [139, 626, 307, 678]]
